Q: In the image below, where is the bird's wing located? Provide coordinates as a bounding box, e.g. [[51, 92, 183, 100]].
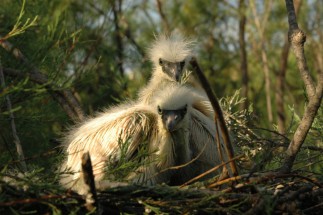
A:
[[189, 108, 221, 173], [62, 102, 158, 179]]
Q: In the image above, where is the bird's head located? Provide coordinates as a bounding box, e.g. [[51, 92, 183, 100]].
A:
[[153, 84, 196, 132], [157, 104, 187, 132], [158, 58, 186, 82], [148, 32, 195, 82]]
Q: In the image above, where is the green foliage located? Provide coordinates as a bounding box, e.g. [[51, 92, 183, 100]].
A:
[[2, 0, 38, 40], [104, 134, 154, 182]]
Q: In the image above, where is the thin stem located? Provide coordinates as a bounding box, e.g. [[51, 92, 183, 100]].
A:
[[0, 59, 27, 172]]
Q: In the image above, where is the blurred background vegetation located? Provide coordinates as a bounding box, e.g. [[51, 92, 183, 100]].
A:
[[0, 0, 322, 175]]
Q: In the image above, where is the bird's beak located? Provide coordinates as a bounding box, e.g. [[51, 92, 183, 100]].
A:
[[174, 63, 182, 82], [159, 58, 185, 82], [165, 112, 177, 132], [168, 62, 183, 82], [163, 111, 181, 132]]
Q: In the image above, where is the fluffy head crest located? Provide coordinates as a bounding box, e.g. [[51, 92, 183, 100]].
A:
[[153, 84, 195, 110], [148, 32, 195, 66]]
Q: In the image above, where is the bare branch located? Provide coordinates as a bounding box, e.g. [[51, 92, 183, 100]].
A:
[[0, 61, 27, 172], [190, 57, 239, 177], [280, 0, 323, 173], [286, 1, 316, 97], [156, 0, 170, 32]]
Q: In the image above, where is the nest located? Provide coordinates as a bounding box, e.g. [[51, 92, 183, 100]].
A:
[[1, 156, 322, 215]]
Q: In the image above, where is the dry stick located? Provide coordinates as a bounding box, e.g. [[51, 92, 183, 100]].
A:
[[180, 155, 243, 188], [280, 0, 323, 173], [0, 38, 84, 121], [0, 193, 81, 207], [190, 57, 238, 177], [0, 60, 27, 172], [81, 152, 98, 212], [303, 199, 323, 214], [209, 172, 322, 192]]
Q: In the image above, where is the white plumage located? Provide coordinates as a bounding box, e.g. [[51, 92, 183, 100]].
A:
[[60, 84, 221, 194]]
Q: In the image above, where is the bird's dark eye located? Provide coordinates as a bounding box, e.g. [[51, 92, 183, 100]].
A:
[[157, 106, 162, 115], [159, 58, 163, 66]]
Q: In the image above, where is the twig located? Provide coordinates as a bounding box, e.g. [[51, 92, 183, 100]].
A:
[[303, 202, 323, 214], [190, 57, 239, 177], [276, 185, 312, 204], [0, 193, 81, 207], [208, 171, 322, 191], [0, 147, 60, 169], [180, 155, 244, 188], [0, 60, 27, 172]]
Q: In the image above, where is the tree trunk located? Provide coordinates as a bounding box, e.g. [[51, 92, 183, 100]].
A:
[[275, 0, 302, 134]]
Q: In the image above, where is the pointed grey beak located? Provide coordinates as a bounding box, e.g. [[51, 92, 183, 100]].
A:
[[164, 111, 178, 131], [174, 68, 181, 82], [159, 58, 185, 82]]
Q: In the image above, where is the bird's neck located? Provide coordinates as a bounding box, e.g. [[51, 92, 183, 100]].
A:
[[171, 128, 191, 165]]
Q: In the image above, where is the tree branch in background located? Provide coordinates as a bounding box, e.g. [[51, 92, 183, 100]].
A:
[[275, 39, 290, 134], [156, 0, 170, 33], [0, 60, 27, 172], [124, 27, 145, 58], [112, 0, 125, 77], [275, 0, 302, 134], [238, 0, 249, 111], [0, 39, 84, 121], [280, 0, 323, 173], [190, 57, 238, 177], [250, 0, 273, 124]]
